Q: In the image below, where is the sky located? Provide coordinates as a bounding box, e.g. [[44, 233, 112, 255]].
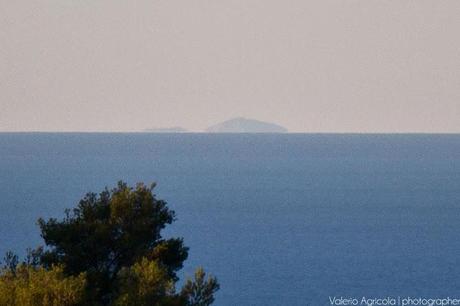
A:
[[1, 0, 459, 133]]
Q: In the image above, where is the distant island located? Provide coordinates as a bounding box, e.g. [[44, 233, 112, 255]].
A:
[[143, 127, 188, 133], [142, 118, 288, 133], [206, 117, 287, 133]]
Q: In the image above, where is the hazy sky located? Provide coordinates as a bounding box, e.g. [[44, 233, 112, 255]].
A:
[[1, 1, 459, 132]]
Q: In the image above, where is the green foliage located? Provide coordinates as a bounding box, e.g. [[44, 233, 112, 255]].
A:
[[0, 264, 86, 306], [113, 261, 219, 306], [114, 258, 176, 306], [2, 251, 19, 273], [38, 182, 189, 303], [26, 181, 219, 305], [181, 268, 220, 306]]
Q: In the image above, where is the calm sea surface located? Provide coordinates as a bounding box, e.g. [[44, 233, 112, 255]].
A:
[[1, 133, 460, 305]]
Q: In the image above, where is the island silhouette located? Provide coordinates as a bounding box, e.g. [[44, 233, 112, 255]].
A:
[[143, 127, 188, 133], [143, 118, 287, 133], [206, 117, 287, 133]]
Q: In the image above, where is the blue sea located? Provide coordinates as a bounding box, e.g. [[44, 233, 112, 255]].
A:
[[1, 133, 460, 305]]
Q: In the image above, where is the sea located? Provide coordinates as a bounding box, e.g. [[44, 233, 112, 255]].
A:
[[1, 133, 460, 305]]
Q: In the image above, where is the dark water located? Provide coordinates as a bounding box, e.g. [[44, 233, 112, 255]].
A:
[[1, 133, 460, 305]]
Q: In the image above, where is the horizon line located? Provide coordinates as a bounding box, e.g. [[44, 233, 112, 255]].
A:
[[1, 131, 460, 135]]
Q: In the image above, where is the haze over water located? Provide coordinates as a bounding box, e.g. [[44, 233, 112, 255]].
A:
[[1, 133, 460, 305], [2, 1, 460, 133]]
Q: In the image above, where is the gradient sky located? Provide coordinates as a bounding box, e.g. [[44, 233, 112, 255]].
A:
[[1, 1, 459, 132]]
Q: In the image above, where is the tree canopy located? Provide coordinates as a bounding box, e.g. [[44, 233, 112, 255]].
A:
[[0, 263, 86, 306], [0, 181, 219, 306]]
